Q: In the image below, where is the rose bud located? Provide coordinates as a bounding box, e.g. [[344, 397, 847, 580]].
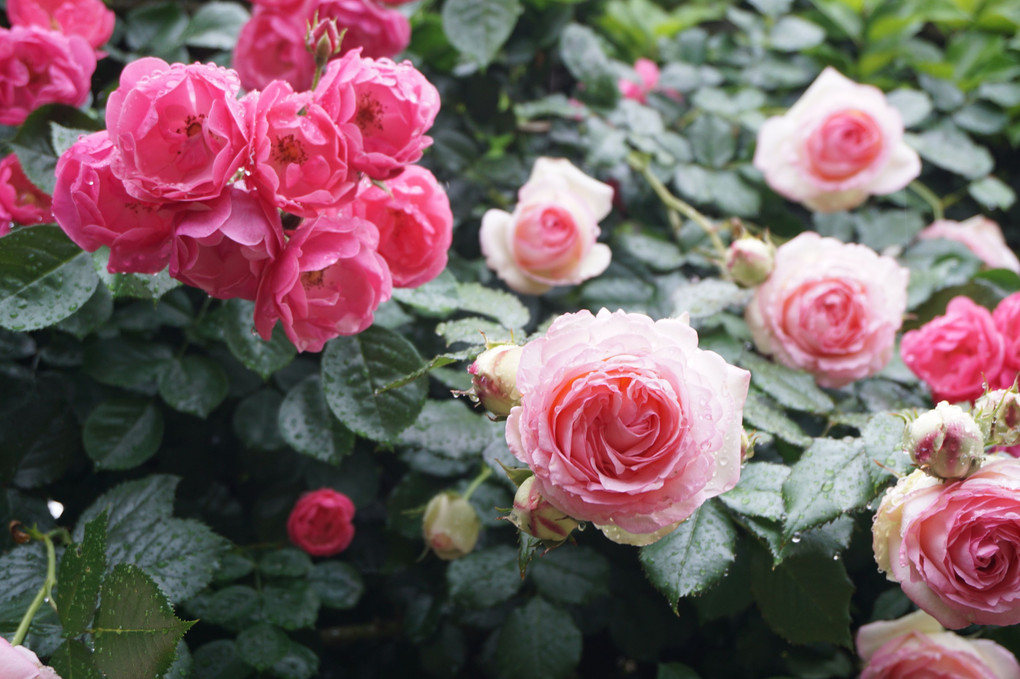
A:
[[507, 476, 579, 544], [307, 14, 343, 70], [975, 389, 1020, 447], [905, 402, 984, 480], [726, 236, 775, 287], [422, 492, 481, 560], [467, 344, 523, 419], [740, 429, 755, 464]]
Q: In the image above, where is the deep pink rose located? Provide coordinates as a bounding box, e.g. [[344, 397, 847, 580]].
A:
[[287, 488, 355, 556], [0, 637, 60, 679], [233, 9, 315, 93], [105, 58, 248, 202], [314, 0, 410, 60], [618, 58, 659, 104], [857, 610, 1020, 679], [873, 459, 1020, 628], [250, 0, 314, 14], [52, 131, 178, 274], [0, 26, 95, 126], [753, 67, 920, 212], [352, 166, 451, 288], [919, 216, 1020, 273], [746, 232, 909, 388], [7, 0, 115, 50], [506, 309, 750, 545], [993, 292, 1020, 390], [254, 212, 392, 352], [900, 296, 1005, 403], [0, 154, 52, 228], [170, 185, 284, 300]]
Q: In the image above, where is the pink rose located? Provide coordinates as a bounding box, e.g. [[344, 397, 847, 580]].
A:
[[7, 0, 115, 51], [52, 131, 178, 274], [314, 0, 410, 60], [352, 166, 451, 288], [873, 459, 1020, 628], [233, 9, 315, 93], [993, 292, 1020, 390], [250, 0, 314, 13], [246, 81, 356, 217], [0, 154, 52, 228], [618, 58, 659, 104], [900, 296, 1005, 403], [506, 309, 750, 545], [254, 212, 392, 352], [170, 185, 284, 300], [105, 58, 248, 202], [287, 488, 356, 556], [0, 26, 95, 126], [857, 610, 1020, 679], [745, 232, 909, 388], [480, 158, 614, 295], [753, 67, 920, 212], [0, 637, 60, 679], [918, 216, 1020, 273]]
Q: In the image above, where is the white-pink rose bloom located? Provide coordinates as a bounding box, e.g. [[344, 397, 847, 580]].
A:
[[0, 638, 61, 679], [919, 216, 1020, 273], [480, 158, 613, 295], [753, 67, 920, 212], [746, 232, 909, 389], [506, 309, 750, 546]]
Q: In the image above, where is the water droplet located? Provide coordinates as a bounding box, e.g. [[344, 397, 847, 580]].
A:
[[790, 533, 802, 543]]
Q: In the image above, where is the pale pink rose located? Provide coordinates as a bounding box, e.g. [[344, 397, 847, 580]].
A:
[[314, 0, 410, 60], [506, 309, 750, 545], [7, 0, 115, 51], [170, 185, 284, 300], [313, 51, 440, 180], [857, 610, 1020, 679], [106, 58, 248, 202], [0, 26, 95, 126], [480, 158, 614, 295], [352, 166, 451, 288], [900, 296, 1005, 403], [0, 154, 52, 227], [254, 213, 392, 352], [753, 67, 920, 212], [246, 81, 356, 217], [0, 637, 61, 679], [618, 58, 659, 104], [872, 459, 1020, 628], [233, 9, 315, 93], [919, 216, 1020, 273], [993, 292, 1020, 390], [745, 232, 909, 388], [52, 131, 178, 274]]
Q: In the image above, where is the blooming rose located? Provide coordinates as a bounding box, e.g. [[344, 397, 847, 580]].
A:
[[0, 637, 61, 679], [105, 58, 248, 202], [233, 9, 316, 93], [254, 213, 392, 352], [873, 459, 1020, 628], [0, 154, 52, 229], [857, 610, 1020, 679], [287, 488, 356, 556], [919, 216, 1020, 273], [314, 0, 411, 60], [901, 296, 1005, 403], [352, 166, 452, 287], [7, 0, 115, 51], [506, 309, 750, 545], [993, 292, 1020, 391], [0, 26, 96, 126], [753, 67, 920, 212], [618, 58, 659, 104], [745, 232, 909, 388], [480, 158, 614, 295]]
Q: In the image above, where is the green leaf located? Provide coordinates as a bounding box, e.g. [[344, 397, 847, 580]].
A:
[[10, 105, 100, 193], [185, 585, 259, 629], [886, 88, 933, 128], [309, 562, 364, 610], [233, 389, 285, 452], [447, 545, 522, 609], [672, 279, 750, 321], [657, 663, 702, 679], [125, 2, 189, 57], [258, 548, 312, 578], [559, 24, 618, 106], [639, 502, 737, 610], [83, 399, 164, 470], [192, 640, 253, 679], [82, 336, 173, 389], [398, 400, 500, 457], [0, 226, 99, 332], [158, 356, 229, 418], [260, 581, 320, 630], [710, 170, 761, 217], [740, 351, 835, 414], [221, 299, 296, 380], [278, 376, 354, 465], [718, 462, 790, 521], [93, 564, 195, 679], [769, 16, 825, 50], [0, 371, 76, 485], [969, 175, 1017, 210], [56, 511, 108, 637], [441, 0, 522, 67], [454, 283, 530, 329], [270, 642, 319, 679], [93, 252, 180, 301], [321, 326, 427, 441], [0, 543, 46, 613], [853, 209, 925, 252], [181, 2, 249, 49], [495, 597, 582, 679], [55, 284, 113, 339], [688, 115, 736, 169], [530, 546, 609, 605], [908, 122, 994, 179], [49, 640, 104, 678], [235, 623, 289, 671]]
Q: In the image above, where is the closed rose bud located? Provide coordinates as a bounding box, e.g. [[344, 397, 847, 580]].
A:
[[423, 492, 480, 560], [507, 476, 578, 544], [468, 344, 522, 418], [740, 429, 755, 463], [726, 236, 775, 287], [905, 402, 984, 480], [307, 15, 342, 69], [975, 389, 1020, 447]]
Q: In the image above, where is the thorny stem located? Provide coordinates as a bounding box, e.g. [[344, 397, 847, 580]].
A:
[[909, 180, 944, 222], [462, 465, 492, 502], [12, 528, 66, 647]]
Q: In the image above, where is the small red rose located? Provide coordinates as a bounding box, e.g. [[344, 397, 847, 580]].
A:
[[287, 488, 355, 556]]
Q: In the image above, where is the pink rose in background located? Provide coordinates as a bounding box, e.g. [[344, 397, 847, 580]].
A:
[[993, 292, 1020, 390], [353, 166, 452, 288], [0, 637, 61, 679], [254, 213, 392, 352], [0, 26, 96, 126], [857, 610, 1020, 679], [480, 158, 614, 295], [315, 0, 411, 60], [872, 459, 1020, 628], [901, 296, 1004, 403], [919, 216, 1020, 273], [106, 58, 248, 202], [251, 0, 314, 13], [233, 9, 316, 93], [0, 154, 53, 228], [746, 232, 909, 388], [618, 58, 659, 104], [7, 0, 115, 51], [753, 67, 920, 212], [506, 309, 750, 545], [287, 488, 356, 556]]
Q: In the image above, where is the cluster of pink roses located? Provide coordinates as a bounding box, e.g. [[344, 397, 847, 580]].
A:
[[53, 49, 450, 352], [234, 0, 412, 93]]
